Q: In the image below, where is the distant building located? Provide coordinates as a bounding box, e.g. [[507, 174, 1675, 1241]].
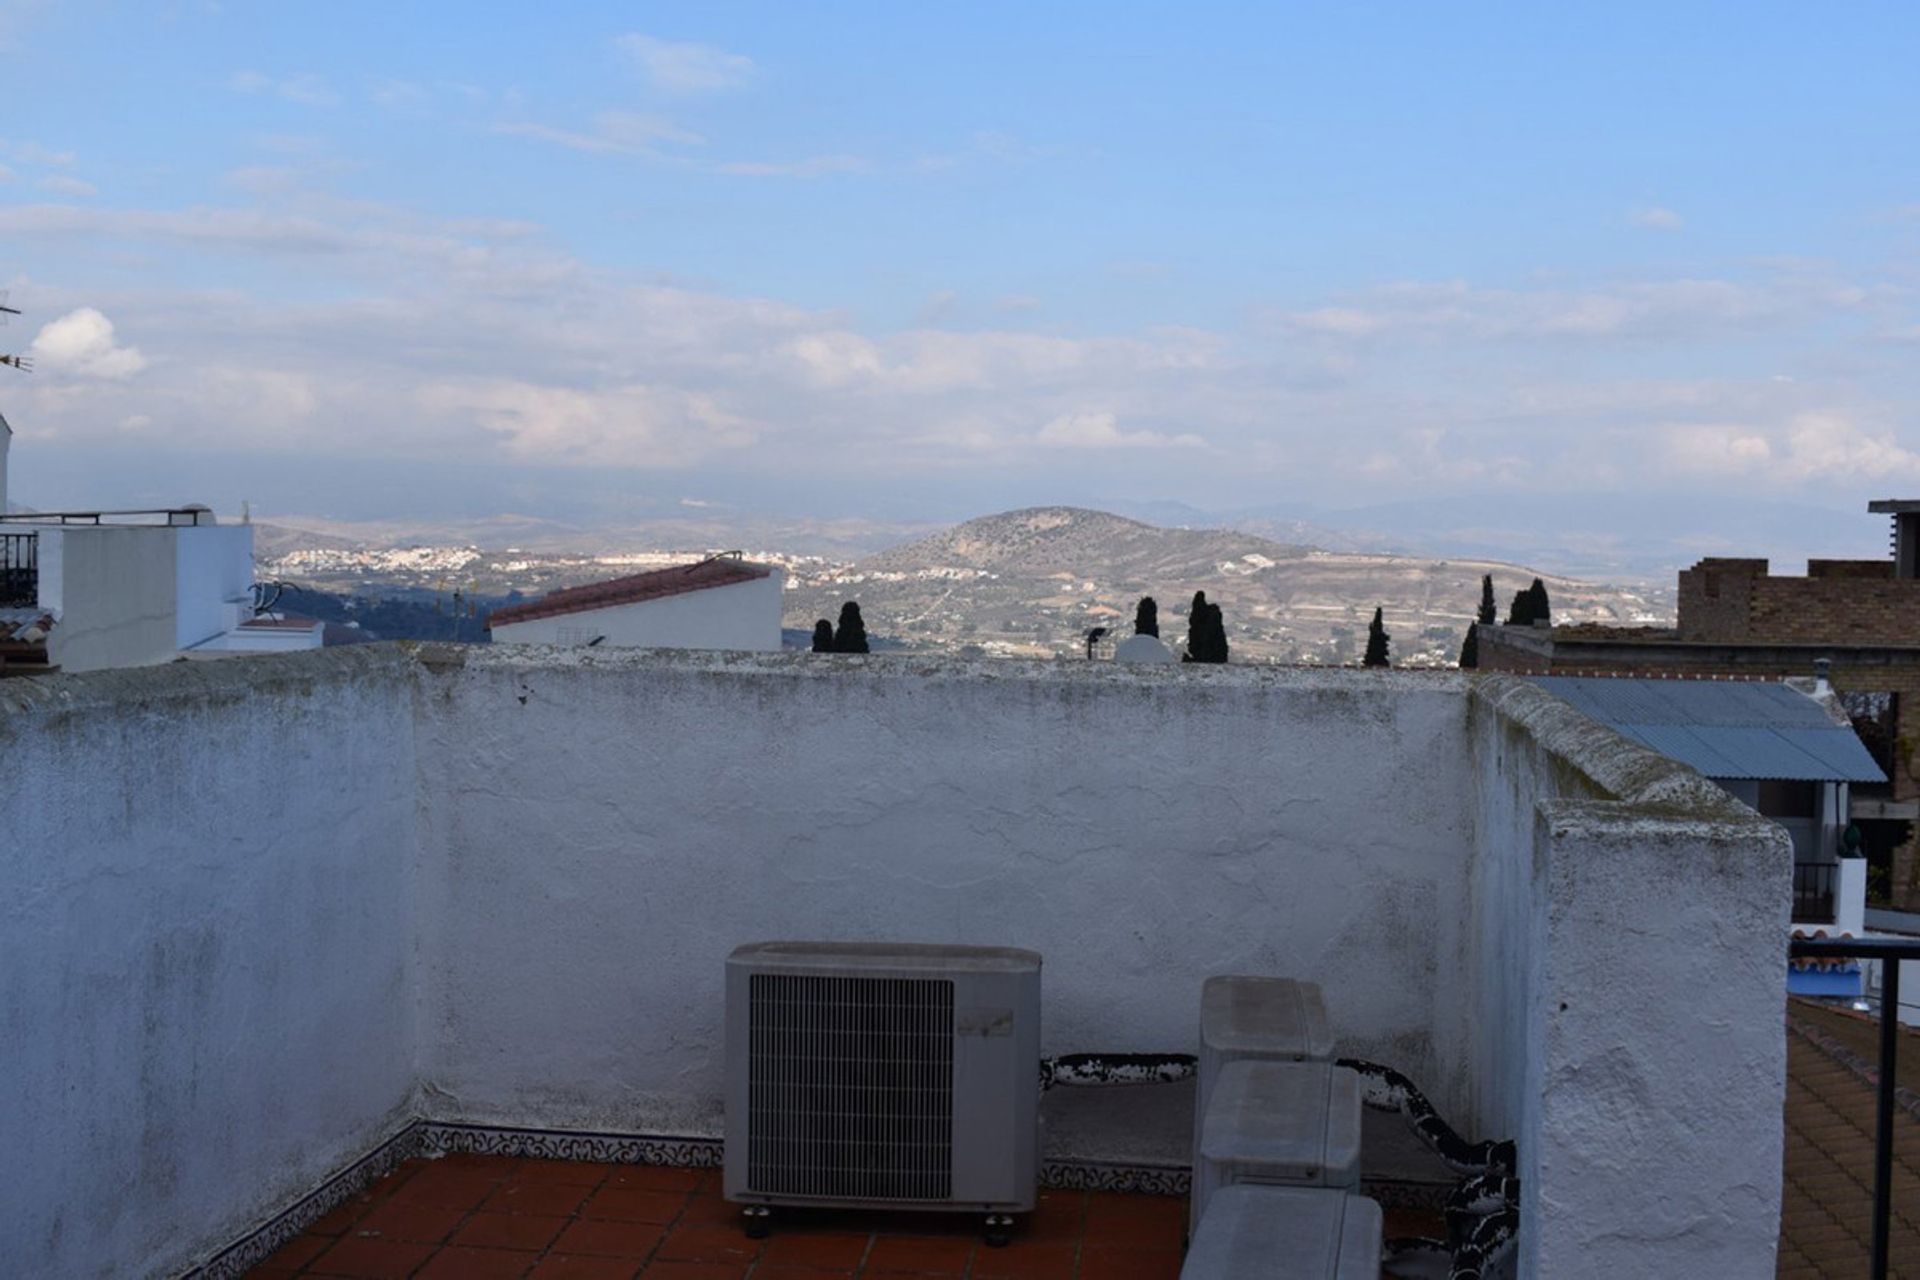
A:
[[1478, 498, 1920, 912], [486, 554, 784, 652], [1, 506, 321, 675], [1529, 675, 1883, 937]]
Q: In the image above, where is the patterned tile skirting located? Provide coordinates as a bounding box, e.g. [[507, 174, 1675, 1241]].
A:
[[182, 1119, 1450, 1276], [180, 1121, 426, 1280]]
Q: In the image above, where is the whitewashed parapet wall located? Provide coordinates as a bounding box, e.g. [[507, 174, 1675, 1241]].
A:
[[412, 649, 1482, 1138], [1469, 676, 1789, 1280], [0, 647, 1790, 1279], [0, 649, 422, 1280]]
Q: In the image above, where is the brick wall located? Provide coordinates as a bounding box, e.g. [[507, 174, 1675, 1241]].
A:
[[1678, 557, 1920, 646]]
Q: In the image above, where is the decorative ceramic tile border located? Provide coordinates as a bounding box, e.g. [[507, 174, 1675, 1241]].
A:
[[417, 1121, 725, 1168], [179, 1121, 425, 1280], [1040, 1160, 1189, 1196]]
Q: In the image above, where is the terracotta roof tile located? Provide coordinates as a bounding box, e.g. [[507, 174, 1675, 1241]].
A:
[[486, 557, 771, 630]]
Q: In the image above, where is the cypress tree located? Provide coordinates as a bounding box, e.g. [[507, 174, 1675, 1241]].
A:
[[810, 619, 834, 653], [1478, 575, 1497, 626], [1363, 607, 1390, 667], [1527, 578, 1551, 626], [1506, 588, 1534, 627], [833, 601, 870, 654], [1184, 591, 1229, 663], [1135, 596, 1159, 637], [1458, 624, 1479, 669]]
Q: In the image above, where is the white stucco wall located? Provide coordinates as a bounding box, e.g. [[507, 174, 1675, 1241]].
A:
[[0, 650, 422, 1280], [489, 571, 784, 652], [40, 526, 180, 673], [0, 648, 1799, 1277], [174, 524, 255, 650], [414, 650, 1481, 1136], [1471, 677, 1789, 1279]]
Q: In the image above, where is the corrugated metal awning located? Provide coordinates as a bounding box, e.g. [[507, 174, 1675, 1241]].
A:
[[1531, 677, 1887, 783]]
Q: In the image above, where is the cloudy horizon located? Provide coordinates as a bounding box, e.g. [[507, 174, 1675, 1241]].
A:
[[4, 3, 1920, 557]]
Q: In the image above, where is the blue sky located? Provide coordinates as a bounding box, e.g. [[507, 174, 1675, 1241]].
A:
[[4, 1, 1920, 534]]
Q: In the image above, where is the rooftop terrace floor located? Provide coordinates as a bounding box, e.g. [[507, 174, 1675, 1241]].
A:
[[1777, 1001, 1920, 1277], [240, 1157, 1442, 1280]]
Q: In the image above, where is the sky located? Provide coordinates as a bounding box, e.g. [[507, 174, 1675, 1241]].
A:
[[4, 1, 1920, 538]]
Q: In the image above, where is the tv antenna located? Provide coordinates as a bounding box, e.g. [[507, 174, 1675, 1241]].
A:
[[0, 291, 30, 372]]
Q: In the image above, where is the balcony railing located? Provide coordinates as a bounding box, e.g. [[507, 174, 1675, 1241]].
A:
[[1788, 935, 1920, 1279], [0, 532, 36, 608], [1794, 861, 1838, 923]]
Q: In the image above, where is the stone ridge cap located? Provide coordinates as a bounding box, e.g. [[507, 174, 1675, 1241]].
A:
[[0, 644, 416, 723], [414, 642, 1474, 690], [1472, 673, 1765, 827]]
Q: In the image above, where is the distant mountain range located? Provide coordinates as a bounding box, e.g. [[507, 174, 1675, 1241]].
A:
[[783, 506, 1669, 664]]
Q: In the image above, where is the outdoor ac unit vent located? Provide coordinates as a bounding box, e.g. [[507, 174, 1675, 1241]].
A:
[[724, 942, 1041, 1213]]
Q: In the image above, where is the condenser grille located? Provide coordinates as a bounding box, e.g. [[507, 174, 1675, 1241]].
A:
[[747, 973, 955, 1200]]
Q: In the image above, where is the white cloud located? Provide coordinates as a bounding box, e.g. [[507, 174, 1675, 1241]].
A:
[[1781, 413, 1920, 481], [30, 308, 148, 379], [0, 137, 73, 166], [495, 111, 705, 156], [1660, 425, 1774, 474], [616, 33, 753, 94], [229, 70, 339, 107], [1036, 411, 1205, 450], [1628, 205, 1685, 231], [35, 174, 95, 197], [717, 154, 868, 178], [1279, 273, 1867, 344]]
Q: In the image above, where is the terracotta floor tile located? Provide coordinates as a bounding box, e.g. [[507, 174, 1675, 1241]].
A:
[[677, 1194, 749, 1227], [391, 1170, 503, 1211], [1021, 1192, 1085, 1242], [530, 1257, 643, 1280], [251, 1232, 332, 1272], [512, 1159, 617, 1187], [305, 1235, 437, 1278], [305, 1198, 374, 1237], [606, 1166, 706, 1193], [452, 1211, 571, 1252], [354, 1200, 467, 1244], [553, 1218, 670, 1259], [970, 1240, 1078, 1280], [637, 1263, 747, 1280], [584, 1186, 694, 1224], [655, 1223, 764, 1264], [416, 1245, 540, 1279], [863, 1235, 975, 1275], [1079, 1245, 1184, 1280], [485, 1179, 596, 1216], [757, 1231, 871, 1269]]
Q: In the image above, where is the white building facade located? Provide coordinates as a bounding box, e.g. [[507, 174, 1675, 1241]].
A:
[[487, 556, 784, 652]]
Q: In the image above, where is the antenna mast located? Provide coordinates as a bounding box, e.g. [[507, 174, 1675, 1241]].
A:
[[0, 292, 30, 372]]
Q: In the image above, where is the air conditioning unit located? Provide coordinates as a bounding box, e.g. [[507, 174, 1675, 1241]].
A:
[[724, 942, 1041, 1223]]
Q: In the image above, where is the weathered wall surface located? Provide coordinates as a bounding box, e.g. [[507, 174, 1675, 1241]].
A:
[[413, 649, 1480, 1139], [44, 526, 179, 673], [489, 573, 784, 652], [0, 647, 1800, 1277], [1472, 676, 1789, 1279], [0, 650, 422, 1279]]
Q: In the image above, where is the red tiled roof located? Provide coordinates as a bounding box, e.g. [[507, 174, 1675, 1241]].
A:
[[239, 614, 323, 631], [486, 557, 772, 629]]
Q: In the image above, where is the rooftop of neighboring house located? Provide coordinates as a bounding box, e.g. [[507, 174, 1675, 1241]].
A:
[[1529, 676, 1885, 784], [486, 556, 774, 629]]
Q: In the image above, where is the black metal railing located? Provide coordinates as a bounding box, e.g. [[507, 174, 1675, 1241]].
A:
[[0, 531, 36, 607], [1794, 862, 1839, 923], [1789, 935, 1920, 1279], [0, 506, 213, 526]]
